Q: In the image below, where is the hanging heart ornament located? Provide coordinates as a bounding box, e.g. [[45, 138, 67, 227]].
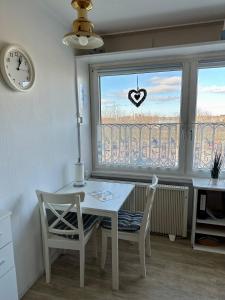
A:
[[128, 88, 147, 107]]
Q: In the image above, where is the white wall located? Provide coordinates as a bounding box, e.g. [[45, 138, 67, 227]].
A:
[[0, 0, 77, 297]]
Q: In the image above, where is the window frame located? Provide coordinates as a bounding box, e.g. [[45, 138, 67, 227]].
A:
[[90, 55, 225, 179], [188, 59, 225, 177]]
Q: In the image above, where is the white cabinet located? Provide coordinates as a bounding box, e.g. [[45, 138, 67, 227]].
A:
[[0, 211, 18, 300], [192, 178, 225, 254]]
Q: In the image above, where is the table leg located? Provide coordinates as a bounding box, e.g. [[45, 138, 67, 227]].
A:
[[111, 212, 119, 290]]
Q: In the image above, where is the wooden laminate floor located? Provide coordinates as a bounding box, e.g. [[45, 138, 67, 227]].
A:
[[23, 236, 225, 300]]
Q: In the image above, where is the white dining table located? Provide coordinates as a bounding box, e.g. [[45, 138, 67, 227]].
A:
[[55, 179, 135, 290]]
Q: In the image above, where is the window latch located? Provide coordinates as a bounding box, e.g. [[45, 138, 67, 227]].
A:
[[190, 129, 193, 141], [77, 115, 83, 124]]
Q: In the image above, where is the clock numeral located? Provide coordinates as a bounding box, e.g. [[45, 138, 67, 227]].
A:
[[27, 77, 30, 81], [24, 61, 27, 66], [8, 73, 11, 77], [15, 52, 18, 57], [10, 52, 13, 57], [6, 58, 10, 62], [13, 78, 15, 82]]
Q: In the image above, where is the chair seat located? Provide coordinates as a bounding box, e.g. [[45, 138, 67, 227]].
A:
[[47, 210, 99, 240], [101, 210, 143, 232]]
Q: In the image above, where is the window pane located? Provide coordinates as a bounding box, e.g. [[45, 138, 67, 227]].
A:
[[98, 69, 183, 169], [193, 66, 225, 170], [100, 70, 182, 124]]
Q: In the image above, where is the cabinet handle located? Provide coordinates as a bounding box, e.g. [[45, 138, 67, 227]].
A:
[[0, 260, 5, 267]]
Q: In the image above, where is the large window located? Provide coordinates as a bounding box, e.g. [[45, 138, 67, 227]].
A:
[[193, 65, 225, 170], [97, 67, 183, 170], [91, 59, 225, 177]]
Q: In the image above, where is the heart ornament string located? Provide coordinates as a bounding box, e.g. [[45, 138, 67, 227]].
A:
[[128, 75, 147, 107]]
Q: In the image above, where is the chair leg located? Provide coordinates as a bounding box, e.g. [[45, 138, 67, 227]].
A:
[[101, 230, 108, 270], [146, 229, 151, 257], [139, 238, 146, 278], [93, 229, 98, 259], [80, 247, 85, 288], [43, 246, 51, 283]]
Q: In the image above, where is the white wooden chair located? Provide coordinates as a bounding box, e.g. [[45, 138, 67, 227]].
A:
[[36, 190, 99, 287], [101, 175, 158, 277]]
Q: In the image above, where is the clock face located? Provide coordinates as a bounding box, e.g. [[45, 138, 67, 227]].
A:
[[0, 45, 35, 92]]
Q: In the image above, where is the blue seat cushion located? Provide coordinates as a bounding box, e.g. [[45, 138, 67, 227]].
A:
[[101, 210, 143, 232], [46, 210, 99, 240]]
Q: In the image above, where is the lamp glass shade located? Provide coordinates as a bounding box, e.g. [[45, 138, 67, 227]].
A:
[[62, 32, 104, 49], [78, 36, 89, 46]]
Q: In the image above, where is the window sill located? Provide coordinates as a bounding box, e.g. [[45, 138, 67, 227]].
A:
[[91, 169, 225, 185], [91, 169, 193, 185]]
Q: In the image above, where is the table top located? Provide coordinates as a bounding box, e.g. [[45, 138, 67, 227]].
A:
[[56, 180, 135, 214], [192, 178, 225, 191]]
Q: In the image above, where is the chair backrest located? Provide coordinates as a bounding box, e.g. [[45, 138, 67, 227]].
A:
[[140, 175, 158, 234], [36, 191, 85, 241]]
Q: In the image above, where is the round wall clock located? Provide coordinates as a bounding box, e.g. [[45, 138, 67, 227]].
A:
[[0, 44, 35, 92]]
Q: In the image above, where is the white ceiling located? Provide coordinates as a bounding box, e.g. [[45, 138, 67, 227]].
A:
[[45, 0, 225, 35]]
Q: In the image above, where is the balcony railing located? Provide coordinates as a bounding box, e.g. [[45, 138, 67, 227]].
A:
[[97, 123, 180, 169], [193, 123, 225, 170], [96, 122, 225, 171]]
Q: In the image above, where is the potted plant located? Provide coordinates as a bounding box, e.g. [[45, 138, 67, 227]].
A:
[[210, 152, 223, 184]]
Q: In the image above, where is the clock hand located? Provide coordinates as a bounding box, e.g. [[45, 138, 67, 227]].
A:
[[17, 56, 22, 71]]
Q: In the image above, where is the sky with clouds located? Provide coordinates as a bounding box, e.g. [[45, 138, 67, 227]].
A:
[[197, 67, 225, 117], [100, 66, 225, 121]]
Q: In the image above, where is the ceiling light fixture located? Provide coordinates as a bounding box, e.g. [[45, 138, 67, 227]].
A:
[[62, 0, 104, 49]]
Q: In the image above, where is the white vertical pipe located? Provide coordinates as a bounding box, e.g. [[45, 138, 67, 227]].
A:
[[74, 59, 85, 185], [74, 59, 81, 162]]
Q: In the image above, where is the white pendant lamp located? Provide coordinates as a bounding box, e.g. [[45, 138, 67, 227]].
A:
[[62, 0, 104, 49]]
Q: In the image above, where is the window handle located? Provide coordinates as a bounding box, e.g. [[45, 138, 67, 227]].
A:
[[0, 259, 5, 267], [190, 129, 193, 141]]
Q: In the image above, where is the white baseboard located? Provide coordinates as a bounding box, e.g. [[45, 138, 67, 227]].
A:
[[19, 249, 61, 299]]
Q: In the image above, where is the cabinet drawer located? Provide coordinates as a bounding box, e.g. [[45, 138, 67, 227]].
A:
[[0, 268, 18, 300], [0, 242, 14, 278], [0, 217, 12, 249]]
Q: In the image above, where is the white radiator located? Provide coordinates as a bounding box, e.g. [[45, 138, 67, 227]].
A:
[[123, 184, 189, 238]]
